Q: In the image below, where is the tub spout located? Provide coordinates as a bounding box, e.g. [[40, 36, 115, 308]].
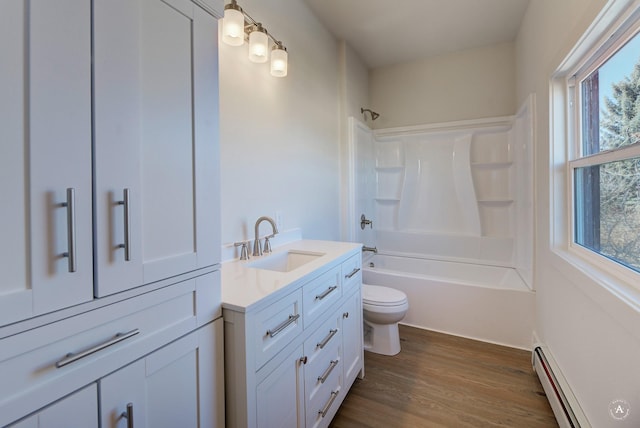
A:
[[362, 246, 378, 254]]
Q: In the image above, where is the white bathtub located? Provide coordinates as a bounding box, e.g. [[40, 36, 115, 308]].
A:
[[363, 254, 535, 349]]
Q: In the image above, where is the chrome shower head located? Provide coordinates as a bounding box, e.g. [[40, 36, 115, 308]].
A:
[[361, 108, 380, 121]]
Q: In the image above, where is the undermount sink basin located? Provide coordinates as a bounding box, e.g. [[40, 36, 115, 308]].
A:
[[248, 250, 325, 272]]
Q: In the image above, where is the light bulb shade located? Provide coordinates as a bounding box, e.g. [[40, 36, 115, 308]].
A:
[[248, 25, 269, 63], [270, 45, 288, 77], [222, 6, 245, 46]]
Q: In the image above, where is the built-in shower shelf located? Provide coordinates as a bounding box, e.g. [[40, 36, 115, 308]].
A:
[[471, 161, 512, 169], [375, 166, 404, 171], [477, 199, 514, 205], [375, 197, 401, 202]]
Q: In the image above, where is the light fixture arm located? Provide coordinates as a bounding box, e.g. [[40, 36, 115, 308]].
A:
[[233, 1, 283, 49]]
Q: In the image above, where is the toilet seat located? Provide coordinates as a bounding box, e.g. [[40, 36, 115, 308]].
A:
[[362, 284, 407, 307]]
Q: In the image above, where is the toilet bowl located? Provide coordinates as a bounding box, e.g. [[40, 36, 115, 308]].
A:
[[362, 284, 409, 356]]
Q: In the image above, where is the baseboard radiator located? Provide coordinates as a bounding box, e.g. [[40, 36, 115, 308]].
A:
[[533, 346, 590, 428]]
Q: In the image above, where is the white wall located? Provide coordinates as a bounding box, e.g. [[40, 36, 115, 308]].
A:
[[340, 42, 370, 122], [517, 1, 640, 426], [339, 42, 370, 240], [370, 42, 516, 129], [219, 0, 342, 245]]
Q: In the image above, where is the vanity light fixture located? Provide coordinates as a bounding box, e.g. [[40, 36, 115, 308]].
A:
[[248, 23, 268, 63], [222, 0, 288, 77], [270, 42, 288, 77], [221, 0, 245, 46]]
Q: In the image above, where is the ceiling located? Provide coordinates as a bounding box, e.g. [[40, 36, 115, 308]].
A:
[[303, 0, 530, 68]]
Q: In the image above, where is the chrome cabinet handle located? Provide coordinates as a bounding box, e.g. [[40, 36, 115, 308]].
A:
[[60, 188, 77, 272], [318, 390, 339, 418], [117, 188, 131, 261], [315, 285, 337, 300], [55, 329, 140, 368], [318, 359, 339, 384], [343, 312, 349, 319], [266, 314, 300, 338], [121, 403, 134, 428], [299, 356, 308, 365], [345, 267, 360, 279], [317, 329, 338, 349]]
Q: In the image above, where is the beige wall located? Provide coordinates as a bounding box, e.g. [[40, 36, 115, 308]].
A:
[[517, 1, 640, 426], [370, 42, 516, 128], [219, 0, 341, 244]]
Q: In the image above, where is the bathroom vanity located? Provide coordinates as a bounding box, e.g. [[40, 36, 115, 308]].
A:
[[222, 240, 363, 428]]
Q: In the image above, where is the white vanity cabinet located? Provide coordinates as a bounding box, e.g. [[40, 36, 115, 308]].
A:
[[223, 245, 364, 428], [0, 0, 224, 426], [8, 319, 223, 428], [100, 319, 224, 428], [93, 0, 221, 297], [0, 0, 221, 326], [8, 385, 99, 428], [340, 256, 365, 389], [0, 0, 94, 326], [256, 345, 306, 428], [0, 271, 223, 427]]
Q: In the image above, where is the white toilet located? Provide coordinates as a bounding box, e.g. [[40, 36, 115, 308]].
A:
[[362, 284, 409, 356]]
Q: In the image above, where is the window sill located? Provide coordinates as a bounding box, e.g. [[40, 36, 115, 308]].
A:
[[550, 247, 640, 333]]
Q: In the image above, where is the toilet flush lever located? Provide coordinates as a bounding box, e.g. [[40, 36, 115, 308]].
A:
[[360, 214, 373, 230]]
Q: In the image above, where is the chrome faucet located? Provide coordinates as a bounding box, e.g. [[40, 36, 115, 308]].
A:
[[362, 246, 378, 253], [234, 241, 250, 260], [253, 216, 279, 257]]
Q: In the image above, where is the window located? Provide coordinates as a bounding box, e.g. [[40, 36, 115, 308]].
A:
[[570, 26, 640, 275]]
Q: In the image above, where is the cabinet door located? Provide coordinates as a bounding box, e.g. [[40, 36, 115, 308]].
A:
[[9, 384, 98, 428], [100, 319, 223, 428], [0, 0, 93, 325], [93, 0, 220, 297], [341, 290, 364, 388], [257, 346, 305, 428]]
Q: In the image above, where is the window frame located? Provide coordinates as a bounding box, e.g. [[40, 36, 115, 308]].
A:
[[566, 16, 640, 288]]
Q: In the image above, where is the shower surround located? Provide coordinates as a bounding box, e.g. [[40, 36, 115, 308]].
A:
[[348, 97, 535, 347]]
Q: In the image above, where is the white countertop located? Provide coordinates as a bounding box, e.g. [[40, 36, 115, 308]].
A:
[[222, 240, 362, 312]]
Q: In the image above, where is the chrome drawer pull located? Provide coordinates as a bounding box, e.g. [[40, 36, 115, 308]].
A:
[[318, 390, 339, 418], [317, 329, 338, 349], [345, 267, 360, 279], [55, 329, 140, 368], [121, 402, 134, 428], [318, 359, 339, 384], [315, 285, 337, 300], [117, 188, 131, 261], [60, 188, 77, 272], [266, 314, 300, 338]]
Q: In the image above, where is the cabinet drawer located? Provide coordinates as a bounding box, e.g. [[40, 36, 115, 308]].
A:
[[7, 383, 98, 428], [303, 267, 341, 327], [303, 313, 340, 366], [341, 254, 362, 294], [0, 279, 199, 427], [306, 371, 342, 428], [304, 335, 341, 411], [253, 288, 303, 371]]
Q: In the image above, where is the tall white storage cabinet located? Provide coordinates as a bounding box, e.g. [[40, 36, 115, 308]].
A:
[[0, 1, 224, 427]]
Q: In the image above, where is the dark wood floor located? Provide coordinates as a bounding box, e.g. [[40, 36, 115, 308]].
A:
[[330, 325, 558, 428]]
